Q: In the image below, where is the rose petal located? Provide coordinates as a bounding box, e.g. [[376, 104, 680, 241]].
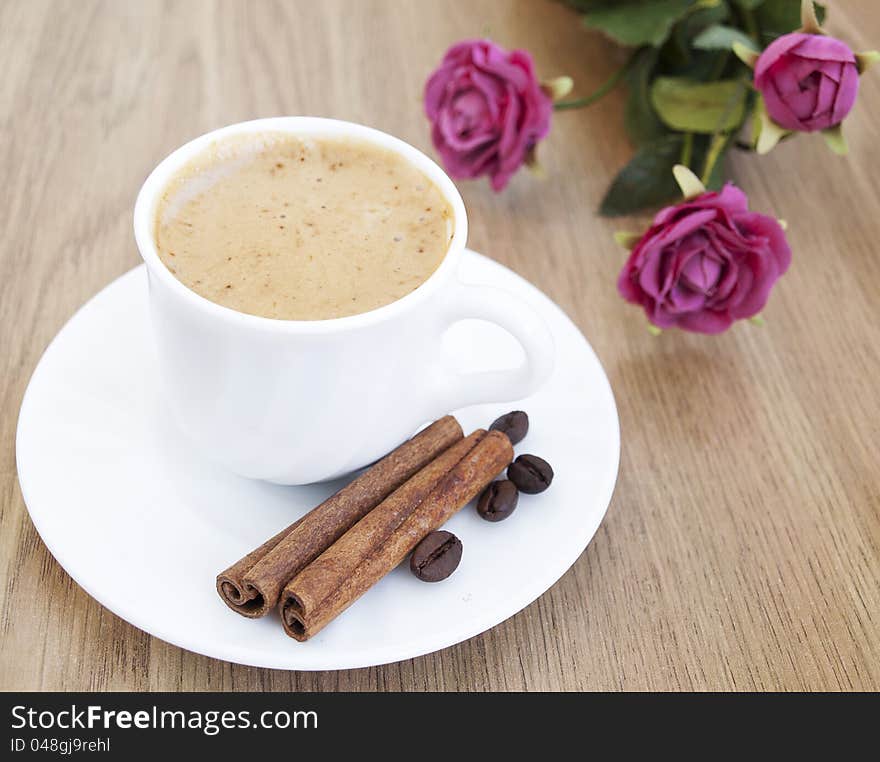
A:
[[617, 177, 788, 333], [440, 90, 498, 151], [832, 62, 859, 125], [636, 241, 668, 299], [495, 83, 522, 160], [677, 309, 733, 334], [463, 69, 504, 115], [519, 79, 553, 140], [728, 252, 778, 319], [650, 208, 718, 252], [497, 85, 552, 179], [651, 202, 683, 227], [814, 59, 843, 83], [475, 43, 530, 91], [424, 38, 554, 190], [653, 184, 749, 229], [765, 78, 808, 130], [490, 168, 515, 191], [755, 33, 812, 86], [680, 251, 723, 294], [736, 212, 792, 273], [786, 84, 820, 121], [719, 259, 753, 310], [672, 230, 710, 263], [665, 283, 706, 314], [791, 34, 856, 63], [715, 183, 750, 215], [463, 138, 501, 177], [424, 67, 456, 119], [509, 49, 538, 81], [617, 264, 645, 305], [699, 227, 740, 287], [755, 33, 860, 132], [443, 39, 487, 66], [814, 71, 838, 117], [650, 302, 681, 329], [772, 58, 817, 95], [712, 257, 739, 304], [711, 222, 748, 251]]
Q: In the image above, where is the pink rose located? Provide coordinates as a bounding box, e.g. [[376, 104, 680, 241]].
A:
[[754, 32, 859, 132], [618, 184, 791, 335], [424, 39, 552, 191]]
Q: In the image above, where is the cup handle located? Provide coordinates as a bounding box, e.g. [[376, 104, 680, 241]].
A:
[[429, 279, 555, 412]]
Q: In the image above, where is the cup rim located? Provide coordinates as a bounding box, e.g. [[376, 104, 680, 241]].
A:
[[133, 117, 468, 333]]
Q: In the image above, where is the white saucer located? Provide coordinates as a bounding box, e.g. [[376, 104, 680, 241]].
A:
[[16, 250, 619, 670]]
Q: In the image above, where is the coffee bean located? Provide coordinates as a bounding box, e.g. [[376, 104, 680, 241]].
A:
[[507, 454, 553, 494], [476, 479, 519, 522], [410, 530, 462, 582], [489, 410, 529, 445]]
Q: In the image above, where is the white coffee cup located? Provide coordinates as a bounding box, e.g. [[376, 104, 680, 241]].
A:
[[134, 117, 554, 485]]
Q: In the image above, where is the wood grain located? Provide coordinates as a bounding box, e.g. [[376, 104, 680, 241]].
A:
[[1, 0, 878, 691]]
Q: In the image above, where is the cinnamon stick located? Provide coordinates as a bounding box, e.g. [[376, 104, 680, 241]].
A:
[[280, 430, 486, 626], [215, 519, 307, 616], [216, 415, 463, 617], [280, 430, 514, 640]]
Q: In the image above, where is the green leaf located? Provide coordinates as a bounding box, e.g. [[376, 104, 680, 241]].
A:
[[732, 0, 765, 9], [600, 135, 684, 216], [693, 24, 759, 50], [682, 49, 734, 81], [661, 24, 695, 70], [584, 0, 695, 47], [624, 47, 668, 145], [650, 77, 747, 132], [659, 2, 729, 71], [755, 0, 825, 41], [679, 1, 730, 38]]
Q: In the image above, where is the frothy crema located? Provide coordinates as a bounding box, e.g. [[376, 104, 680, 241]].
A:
[[155, 133, 453, 320]]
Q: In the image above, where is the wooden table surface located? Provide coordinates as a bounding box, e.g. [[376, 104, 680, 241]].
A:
[[2, 0, 878, 692]]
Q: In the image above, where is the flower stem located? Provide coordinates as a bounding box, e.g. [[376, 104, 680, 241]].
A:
[[708, 51, 731, 81], [701, 133, 728, 185], [554, 55, 632, 111], [740, 5, 759, 44], [680, 132, 694, 168]]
